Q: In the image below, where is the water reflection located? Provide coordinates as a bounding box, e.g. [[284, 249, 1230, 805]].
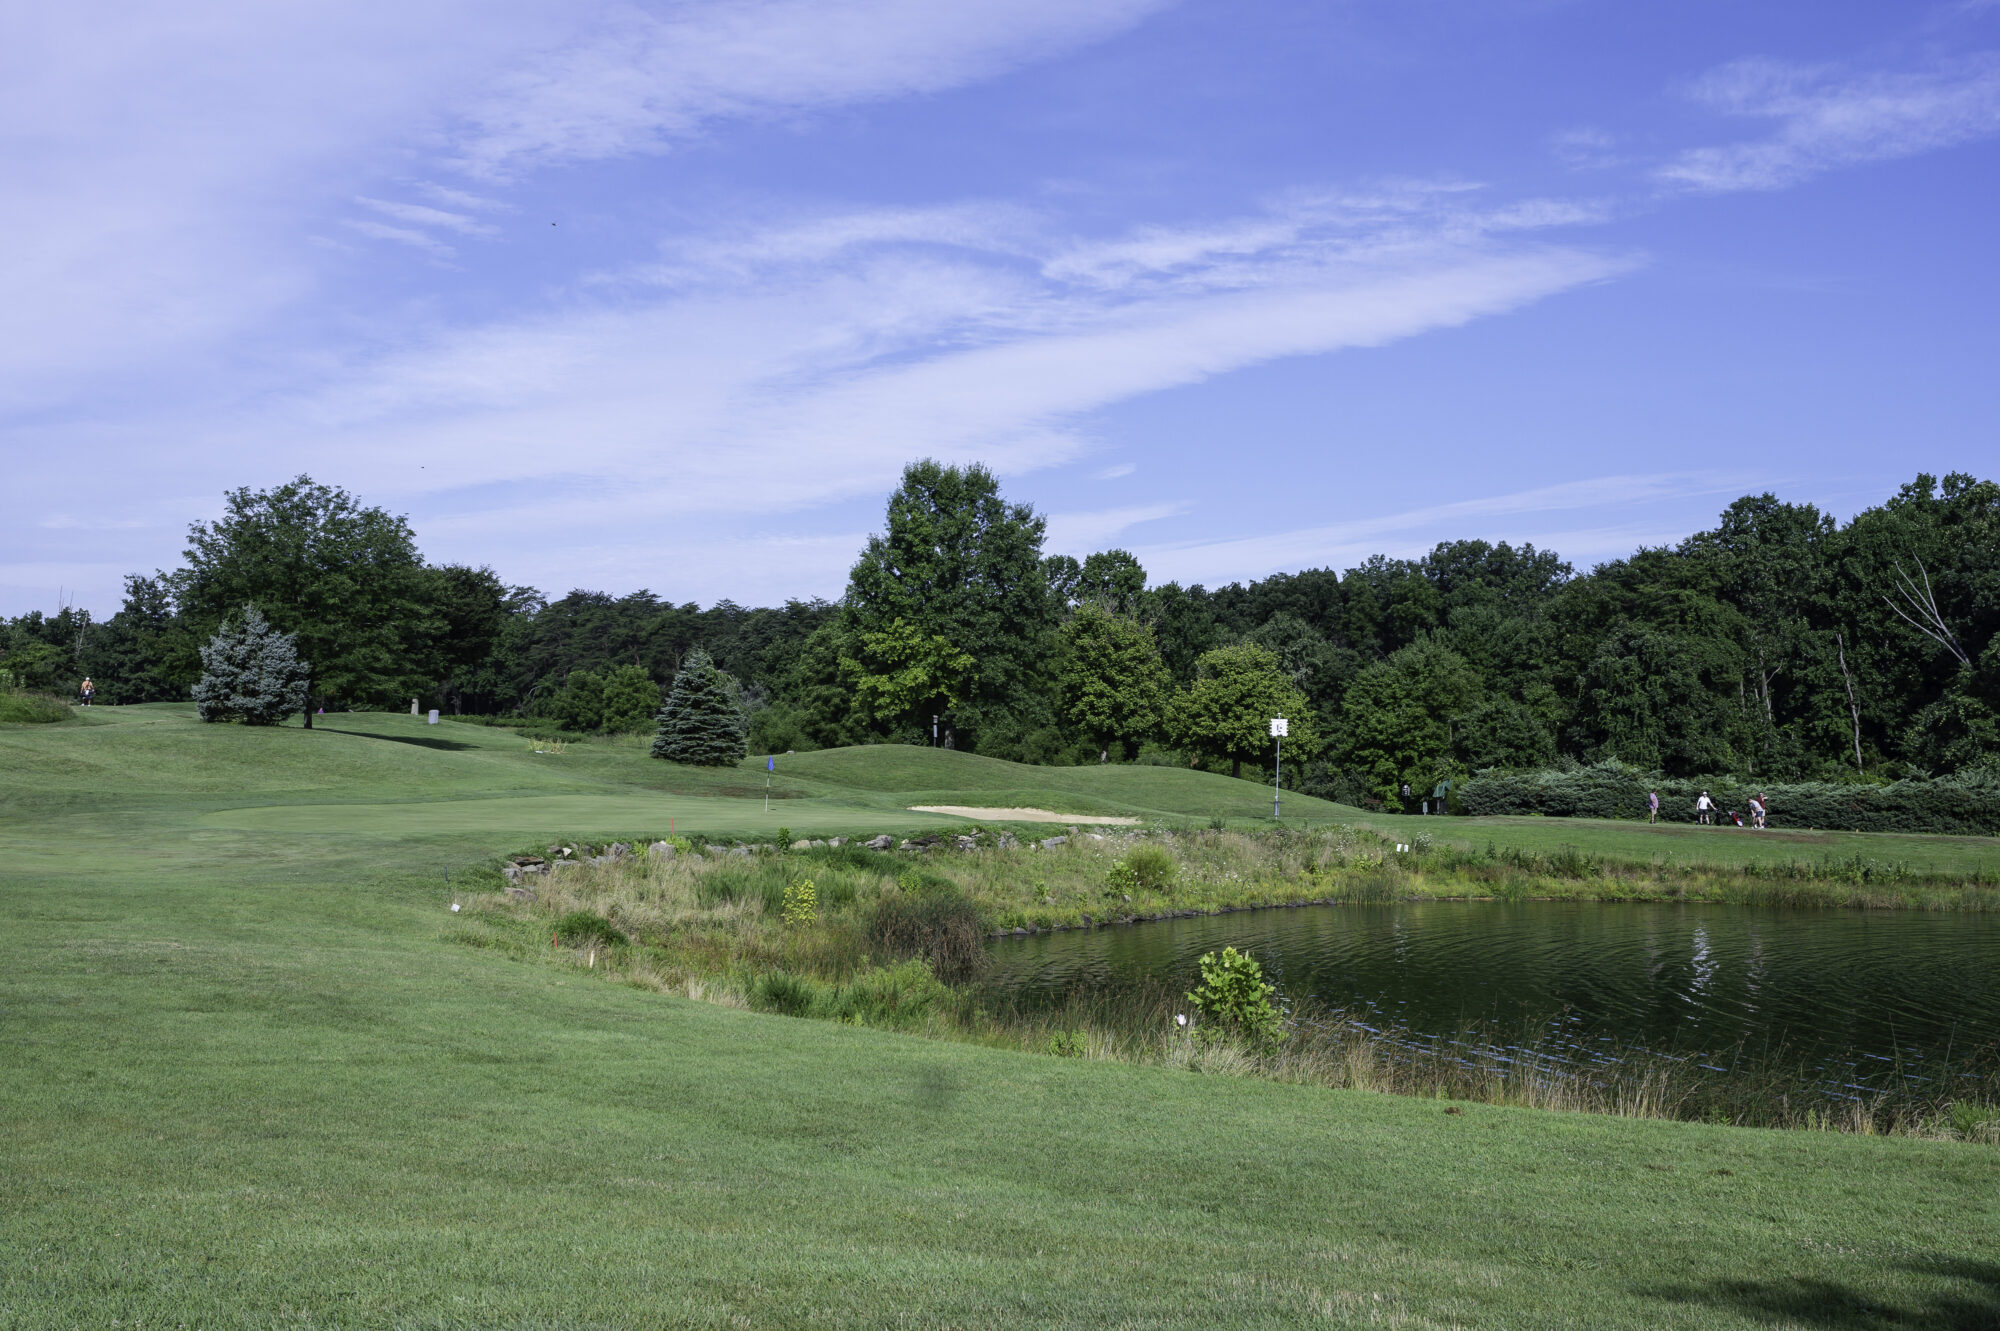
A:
[[983, 901, 1999, 1093]]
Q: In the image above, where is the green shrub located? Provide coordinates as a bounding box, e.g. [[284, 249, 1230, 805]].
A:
[[599, 663, 662, 734], [1047, 1029, 1087, 1058], [753, 970, 824, 1017], [0, 690, 72, 724], [1124, 844, 1176, 890], [1948, 1100, 1998, 1141], [753, 961, 945, 1029], [1459, 761, 2000, 835], [1185, 947, 1282, 1050], [781, 878, 818, 924], [866, 882, 985, 982], [554, 910, 626, 948], [814, 871, 861, 910], [833, 960, 948, 1029]]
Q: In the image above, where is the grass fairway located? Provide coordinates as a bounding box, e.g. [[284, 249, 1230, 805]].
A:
[[4, 707, 1998, 1327]]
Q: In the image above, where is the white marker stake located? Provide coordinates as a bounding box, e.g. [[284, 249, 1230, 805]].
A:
[[1269, 717, 1288, 820]]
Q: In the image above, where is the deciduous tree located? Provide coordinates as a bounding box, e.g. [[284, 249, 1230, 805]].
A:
[[180, 476, 427, 726], [1059, 604, 1171, 762], [841, 618, 975, 741], [844, 460, 1055, 746], [1165, 642, 1318, 780]]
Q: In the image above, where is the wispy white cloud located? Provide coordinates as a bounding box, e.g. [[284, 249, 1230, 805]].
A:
[[266, 198, 1631, 523], [1658, 53, 2000, 192], [1093, 462, 1138, 480], [1044, 502, 1187, 553], [356, 196, 499, 237], [342, 218, 460, 258], [450, 0, 1170, 178], [415, 182, 511, 213], [1550, 126, 1623, 171], [1131, 473, 1742, 584], [0, 0, 1161, 421]]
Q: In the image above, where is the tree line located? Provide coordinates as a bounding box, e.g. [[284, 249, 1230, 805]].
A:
[[3, 465, 1995, 798]]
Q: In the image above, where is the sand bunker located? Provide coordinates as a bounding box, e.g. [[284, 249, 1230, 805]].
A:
[[909, 805, 1139, 825]]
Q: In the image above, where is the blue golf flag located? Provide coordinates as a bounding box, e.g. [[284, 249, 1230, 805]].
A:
[[767, 756, 775, 772]]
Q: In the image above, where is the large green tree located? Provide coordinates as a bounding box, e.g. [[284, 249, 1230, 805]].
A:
[[1077, 549, 1147, 615], [1340, 638, 1483, 802], [843, 460, 1055, 748], [1058, 604, 1172, 762], [1165, 643, 1319, 780], [179, 476, 428, 726], [841, 618, 976, 741]]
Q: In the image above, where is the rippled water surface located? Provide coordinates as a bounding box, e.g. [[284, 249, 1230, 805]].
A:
[[984, 902, 1999, 1085]]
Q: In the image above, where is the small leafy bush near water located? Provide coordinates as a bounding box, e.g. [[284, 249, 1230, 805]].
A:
[[1047, 1029, 1087, 1057], [1186, 947, 1282, 1050], [0, 690, 72, 724], [1105, 843, 1176, 896], [1949, 1100, 2000, 1142]]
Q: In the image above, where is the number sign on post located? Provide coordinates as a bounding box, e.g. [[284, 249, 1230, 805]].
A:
[[1269, 718, 1287, 820]]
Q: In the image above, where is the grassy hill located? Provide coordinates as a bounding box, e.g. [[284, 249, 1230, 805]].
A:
[[3, 706, 1997, 1326]]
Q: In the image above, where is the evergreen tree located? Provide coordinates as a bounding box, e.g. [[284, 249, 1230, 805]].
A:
[[650, 648, 747, 765], [192, 606, 310, 726]]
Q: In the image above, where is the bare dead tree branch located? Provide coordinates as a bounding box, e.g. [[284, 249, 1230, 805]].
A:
[[1882, 556, 1970, 667], [1835, 630, 1863, 772]]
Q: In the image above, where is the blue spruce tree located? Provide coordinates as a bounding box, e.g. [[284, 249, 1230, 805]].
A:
[[192, 606, 311, 726], [650, 648, 746, 766]]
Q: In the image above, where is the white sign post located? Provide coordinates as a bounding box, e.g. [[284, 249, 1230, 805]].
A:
[[1269, 717, 1288, 820]]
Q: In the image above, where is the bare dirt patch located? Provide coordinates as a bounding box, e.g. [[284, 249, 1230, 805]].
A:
[[908, 805, 1140, 825]]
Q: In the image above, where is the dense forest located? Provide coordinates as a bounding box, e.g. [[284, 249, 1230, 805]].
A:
[[5, 466, 1996, 804]]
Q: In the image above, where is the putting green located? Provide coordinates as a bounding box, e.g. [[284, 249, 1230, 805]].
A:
[[199, 794, 962, 839]]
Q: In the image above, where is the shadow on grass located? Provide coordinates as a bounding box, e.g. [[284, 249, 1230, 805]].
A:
[[1641, 1258, 2000, 1329], [349, 732, 477, 752]]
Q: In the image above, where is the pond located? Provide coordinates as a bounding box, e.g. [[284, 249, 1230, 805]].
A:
[[982, 901, 2000, 1096]]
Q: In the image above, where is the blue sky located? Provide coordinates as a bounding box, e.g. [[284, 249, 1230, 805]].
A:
[[7, 0, 1998, 616]]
